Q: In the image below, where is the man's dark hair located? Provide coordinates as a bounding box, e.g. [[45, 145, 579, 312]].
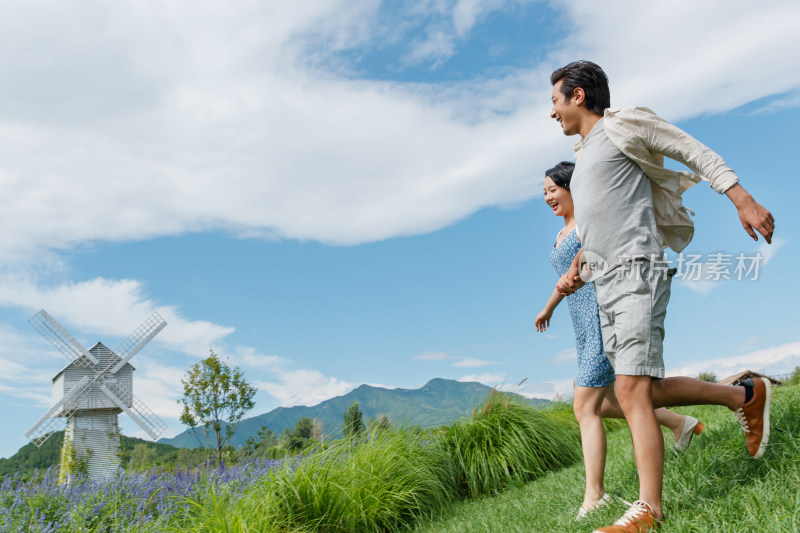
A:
[[550, 61, 610, 115], [545, 161, 575, 190]]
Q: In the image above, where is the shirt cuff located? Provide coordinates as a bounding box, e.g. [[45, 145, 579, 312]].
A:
[[711, 170, 739, 194]]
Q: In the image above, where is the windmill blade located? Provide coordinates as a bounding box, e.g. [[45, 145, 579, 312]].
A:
[[110, 312, 166, 374], [24, 375, 92, 446], [29, 310, 99, 366], [100, 383, 167, 440]]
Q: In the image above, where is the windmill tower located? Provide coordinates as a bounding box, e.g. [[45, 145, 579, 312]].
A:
[[24, 310, 168, 481]]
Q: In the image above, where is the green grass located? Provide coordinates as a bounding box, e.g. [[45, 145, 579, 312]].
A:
[[414, 384, 800, 533], [439, 390, 581, 499], [262, 430, 459, 532]]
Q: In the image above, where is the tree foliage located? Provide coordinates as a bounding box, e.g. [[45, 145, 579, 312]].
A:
[[286, 417, 315, 451], [178, 349, 257, 464], [698, 372, 717, 383], [343, 401, 366, 439], [787, 365, 800, 386]]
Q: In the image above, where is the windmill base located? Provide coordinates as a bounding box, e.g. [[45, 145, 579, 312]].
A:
[[59, 410, 122, 483]]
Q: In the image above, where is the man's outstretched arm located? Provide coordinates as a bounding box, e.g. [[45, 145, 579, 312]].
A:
[[623, 107, 775, 244]]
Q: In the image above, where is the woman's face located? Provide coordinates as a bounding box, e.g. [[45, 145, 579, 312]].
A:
[[543, 176, 573, 217]]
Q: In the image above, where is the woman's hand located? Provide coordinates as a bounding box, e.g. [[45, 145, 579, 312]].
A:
[[534, 310, 553, 332]]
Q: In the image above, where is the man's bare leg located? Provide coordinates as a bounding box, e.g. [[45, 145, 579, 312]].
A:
[[650, 377, 746, 410], [600, 387, 696, 442], [616, 375, 665, 518]]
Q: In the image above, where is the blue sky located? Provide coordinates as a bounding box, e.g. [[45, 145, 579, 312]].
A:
[[1, 0, 799, 458]]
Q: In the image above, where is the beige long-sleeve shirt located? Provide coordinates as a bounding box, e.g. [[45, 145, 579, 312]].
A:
[[574, 106, 739, 252]]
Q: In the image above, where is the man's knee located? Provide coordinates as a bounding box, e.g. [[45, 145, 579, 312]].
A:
[[615, 376, 653, 412]]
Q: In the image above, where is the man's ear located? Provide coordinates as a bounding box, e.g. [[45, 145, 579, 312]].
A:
[[572, 87, 586, 106]]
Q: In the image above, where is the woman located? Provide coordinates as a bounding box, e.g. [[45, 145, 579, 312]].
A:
[[534, 161, 704, 520]]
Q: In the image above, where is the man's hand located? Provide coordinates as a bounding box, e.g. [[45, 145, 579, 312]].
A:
[[725, 184, 774, 243]]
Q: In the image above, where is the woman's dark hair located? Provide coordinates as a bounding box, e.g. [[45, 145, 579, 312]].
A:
[[550, 61, 610, 115], [545, 161, 575, 190]]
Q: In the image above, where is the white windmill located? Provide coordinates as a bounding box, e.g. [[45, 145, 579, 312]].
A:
[[25, 310, 168, 481]]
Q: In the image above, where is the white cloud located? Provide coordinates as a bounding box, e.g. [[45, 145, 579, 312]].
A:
[[0, 273, 234, 356], [758, 237, 787, 267], [667, 341, 800, 380], [413, 351, 454, 361], [459, 372, 507, 384], [751, 89, 800, 115], [557, 1, 800, 121], [452, 0, 507, 37], [257, 369, 355, 407], [235, 345, 355, 407], [2, 1, 796, 261]]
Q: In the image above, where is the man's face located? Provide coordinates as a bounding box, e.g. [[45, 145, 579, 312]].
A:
[[550, 80, 580, 136]]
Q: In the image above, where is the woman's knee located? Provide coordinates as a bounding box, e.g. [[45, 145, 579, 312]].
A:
[[573, 392, 602, 422]]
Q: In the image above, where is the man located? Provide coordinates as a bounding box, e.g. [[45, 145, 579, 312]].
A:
[[548, 60, 774, 533]]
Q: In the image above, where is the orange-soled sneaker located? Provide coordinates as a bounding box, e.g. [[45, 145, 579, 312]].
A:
[[733, 377, 772, 459], [674, 415, 704, 452], [593, 500, 662, 533]]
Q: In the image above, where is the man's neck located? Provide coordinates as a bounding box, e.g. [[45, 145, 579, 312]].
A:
[[578, 112, 603, 139]]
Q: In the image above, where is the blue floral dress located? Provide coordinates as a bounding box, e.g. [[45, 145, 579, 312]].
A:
[[551, 229, 615, 388]]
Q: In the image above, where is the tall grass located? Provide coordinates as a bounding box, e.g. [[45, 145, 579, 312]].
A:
[[440, 390, 581, 498], [263, 429, 459, 532]]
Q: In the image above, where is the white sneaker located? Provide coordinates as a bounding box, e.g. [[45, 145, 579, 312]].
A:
[[576, 492, 612, 521]]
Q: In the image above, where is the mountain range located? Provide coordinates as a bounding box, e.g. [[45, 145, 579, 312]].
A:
[[159, 378, 550, 449]]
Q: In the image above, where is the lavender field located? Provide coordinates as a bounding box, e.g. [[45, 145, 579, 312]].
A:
[[1, 458, 281, 532]]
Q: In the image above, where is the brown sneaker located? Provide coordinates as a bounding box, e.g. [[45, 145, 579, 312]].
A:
[[593, 500, 662, 532], [733, 377, 772, 459]]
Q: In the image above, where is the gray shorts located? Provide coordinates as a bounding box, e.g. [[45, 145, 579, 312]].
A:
[[592, 260, 674, 379]]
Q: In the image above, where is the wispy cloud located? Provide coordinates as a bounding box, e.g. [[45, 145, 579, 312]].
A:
[[549, 347, 576, 364], [453, 357, 498, 368], [459, 372, 508, 384], [413, 351, 454, 361]]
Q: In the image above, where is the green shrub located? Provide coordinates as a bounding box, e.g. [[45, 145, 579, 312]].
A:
[[439, 390, 581, 499]]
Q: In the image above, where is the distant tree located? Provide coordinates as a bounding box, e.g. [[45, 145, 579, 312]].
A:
[[128, 443, 158, 469], [787, 365, 800, 386], [287, 417, 315, 451], [178, 349, 257, 465], [698, 372, 717, 383], [343, 401, 366, 439], [176, 447, 206, 467], [368, 413, 391, 432], [244, 425, 278, 455]]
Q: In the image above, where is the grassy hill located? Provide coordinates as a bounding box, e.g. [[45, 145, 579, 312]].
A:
[[415, 384, 800, 532], [160, 378, 551, 449]]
